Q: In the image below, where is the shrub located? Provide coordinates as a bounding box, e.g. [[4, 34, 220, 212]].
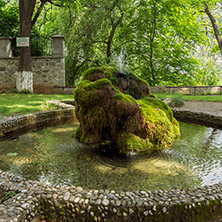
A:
[[20, 89, 31, 94], [8, 88, 18, 93], [0, 190, 16, 204], [169, 96, 184, 107]]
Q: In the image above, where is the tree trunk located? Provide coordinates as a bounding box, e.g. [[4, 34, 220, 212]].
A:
[[205, 4, 222, 57], [149, 1, 157, 86], [16, 0, 36, 92], [106, 3, 124, 63]]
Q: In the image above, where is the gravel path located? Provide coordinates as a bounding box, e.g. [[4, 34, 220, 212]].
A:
[[181, 100, 222, 116]]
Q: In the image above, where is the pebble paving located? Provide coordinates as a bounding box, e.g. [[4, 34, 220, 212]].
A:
[[0, 101, 222, 221]]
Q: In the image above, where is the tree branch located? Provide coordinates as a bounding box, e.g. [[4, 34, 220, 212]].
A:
[[114, 40, 136, 52], [92, 40, 108, 45], [32, 0, 48, 27], [204, 4, 222, 56]]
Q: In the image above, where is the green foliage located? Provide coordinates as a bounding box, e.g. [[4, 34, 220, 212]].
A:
[[0, 190, 16, 204], [169, 96, 185, 107], [64, 0, 220, 87], [0, 1, 19, 37], [8, 88, 18, 93], [0, 0, 20, 55], [20, 89, 32, 94], [2, 0, 221, 87], [65, 0, 133, 84]]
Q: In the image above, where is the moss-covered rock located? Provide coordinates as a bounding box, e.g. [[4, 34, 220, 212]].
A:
[[73, 66, 180, 154], [82, 65, 150, 99]]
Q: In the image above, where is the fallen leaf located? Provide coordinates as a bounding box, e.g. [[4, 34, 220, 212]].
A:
[[7, 153, 18, 156]]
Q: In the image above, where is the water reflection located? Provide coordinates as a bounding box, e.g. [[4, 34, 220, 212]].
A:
[[0, 122, 222, 191]]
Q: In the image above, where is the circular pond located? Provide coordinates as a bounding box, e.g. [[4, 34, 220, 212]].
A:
[[0, 121, 222, 192]]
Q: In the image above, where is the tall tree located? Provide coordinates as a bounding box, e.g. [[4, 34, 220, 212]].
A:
[[204, 3, 222, 56], [17, 0, 80, 92], [65, 0, 134, 84], [16, 0, 36, 92], [121, 0, 205, 86]]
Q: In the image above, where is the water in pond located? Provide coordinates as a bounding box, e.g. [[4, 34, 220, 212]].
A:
[[0, 122, 222, 191]]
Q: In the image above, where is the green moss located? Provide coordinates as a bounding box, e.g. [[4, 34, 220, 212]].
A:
[[172, 117, 180, 137], [149, 93, 156, 98], [87, 78, 112, 90], [113, 93, 137, 104], [75, 105, 110, 143], [128, 72, 149, 86], [140, 97, 173, 122], [137, 98, 179, 149], [74, 66, 180, 154], [109, 77, 120, 85], [118, 133, 153, 153], [128, 87, 143, 99], [78, 79, 112, 91], [112, 85, 122, 93], [83, 65, 117, 80], [73, 79, 112, 106], [73, 126, 82, 140], [84, 106, 109, 129]]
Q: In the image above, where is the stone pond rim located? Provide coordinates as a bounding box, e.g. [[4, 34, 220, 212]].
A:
[[1, 102, 222, 221], [1, 100, 222, 221], [73, 65, 180, 154]]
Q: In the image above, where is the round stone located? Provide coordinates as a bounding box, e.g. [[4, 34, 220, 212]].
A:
[[108, 193, 115, 199], [102, 199, 109, 206], [96, 199, 101, 205]]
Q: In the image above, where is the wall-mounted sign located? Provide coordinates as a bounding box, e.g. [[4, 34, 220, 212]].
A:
[[16, 37, 30, 47]]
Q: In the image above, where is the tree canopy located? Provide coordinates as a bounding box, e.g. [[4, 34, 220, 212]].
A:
[[1, 0, 222, 86]]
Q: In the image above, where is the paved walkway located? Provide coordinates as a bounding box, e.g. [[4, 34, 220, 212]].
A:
[[181, 100, 222, 116]]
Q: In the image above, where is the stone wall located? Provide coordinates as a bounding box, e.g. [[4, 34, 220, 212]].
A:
[[0, 57, 65, 93], [150, 86, 222, 95], [0, 36, 65, 94]]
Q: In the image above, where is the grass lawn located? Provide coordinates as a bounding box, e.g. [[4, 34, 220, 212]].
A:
[[0, 93, 74, 117], [154, 93, 222, 102], [0, 93, 222, 117]]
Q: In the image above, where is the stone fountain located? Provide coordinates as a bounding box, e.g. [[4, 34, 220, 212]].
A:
[[73, 66, 180, 154]]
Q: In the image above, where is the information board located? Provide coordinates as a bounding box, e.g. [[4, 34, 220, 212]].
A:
[[16, 37, 30, 47]]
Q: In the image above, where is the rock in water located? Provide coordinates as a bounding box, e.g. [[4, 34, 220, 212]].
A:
[[73, 66, 180, 154]]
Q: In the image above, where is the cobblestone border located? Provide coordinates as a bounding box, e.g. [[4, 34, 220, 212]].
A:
[[171, 107, 222, 129], [0, 100, 75, 140], [0, 103, 222, 222]]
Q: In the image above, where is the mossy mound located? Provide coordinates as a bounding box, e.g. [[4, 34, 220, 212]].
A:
[[74, 66, 180, 154], [82, 65, 150, 99]]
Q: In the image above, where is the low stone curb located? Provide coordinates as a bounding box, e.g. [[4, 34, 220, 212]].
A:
[[172, 108, 222, 129], [0, 101, 75, 139], [0, 103, 222, 221]]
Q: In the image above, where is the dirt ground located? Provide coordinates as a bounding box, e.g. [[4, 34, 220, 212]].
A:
[[180, 100, 222, 116]]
